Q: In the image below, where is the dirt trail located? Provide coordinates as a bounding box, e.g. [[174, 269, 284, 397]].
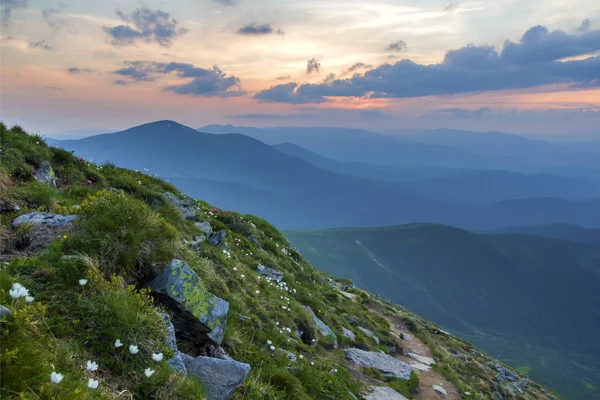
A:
[[370, 305, 461, 400]]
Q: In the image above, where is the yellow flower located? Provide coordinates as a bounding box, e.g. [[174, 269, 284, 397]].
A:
[[62, 235, 67, 239]]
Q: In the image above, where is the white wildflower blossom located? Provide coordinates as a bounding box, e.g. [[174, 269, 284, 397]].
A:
[[9, 283, 29, 299], [88, 378, 99, 389], [50, 372, 64, 384], [144, 368, 155, 377], [114, 339, 123, 348], [78, 279, 88, 286], [152, 353, 163, 362], [129, 345, 139, 354], [86, 360, 98, 371]]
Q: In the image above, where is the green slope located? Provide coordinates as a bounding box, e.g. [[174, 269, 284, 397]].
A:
[[286, 224, 600, 400]]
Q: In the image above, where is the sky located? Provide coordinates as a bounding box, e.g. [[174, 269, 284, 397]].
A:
[[0, 0, 599, 138]]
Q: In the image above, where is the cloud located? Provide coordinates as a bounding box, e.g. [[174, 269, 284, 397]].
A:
[[67, 68, 93, 74], [103, 7, 187, 47], [227, 113, 318, 119], [347, 62, 373, 73], [237, 23, 283, 36], [45, 86, 63, 91], [428, 107, 493, 119], [42, 2, 67, 29], [578, 19, 592, 33], [28, 39, 53, 50], [254, 24, 600, 103], [213, 0, 238, 6], [1, 0, 27, 27], [113, 80, 128, 86], [113, 61, 245, 97], [276, 75, 291, 80], [307, 57, 321, 74], [443, 2, 459, 13], [385, 40, 407, 52]]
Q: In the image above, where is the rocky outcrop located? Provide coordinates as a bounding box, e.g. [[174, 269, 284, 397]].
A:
[[342, 327, 356, 342], [163, 192, 198, 220], [256, 264, 283, 282], [358, 326, 380, 345], [345, 348, 412, 380], [33, 162, 56, 186], [180, 353, 250, 400], [303, 305, 338, 349], [150, 260, 229, 345], [363, 386, 409, 400], [12, 212, 77, 227]]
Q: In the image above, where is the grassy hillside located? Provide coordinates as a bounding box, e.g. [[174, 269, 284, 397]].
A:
[[0, 123, 558, 399], [286, 224, 600, 400]]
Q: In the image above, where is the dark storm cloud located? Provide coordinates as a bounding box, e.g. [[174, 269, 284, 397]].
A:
[[237, 23, 284, 36], [254, 24, 600, 104], [385, 40, 407, 52], [103, 7, 187, 47], [113, 61, 244, 97]]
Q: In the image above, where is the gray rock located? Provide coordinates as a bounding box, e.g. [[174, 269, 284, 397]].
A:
[[342, 327, 356, 342], [256, 264, 283, 282], [150, 260, 229, 345], [408, 353, 435, 366], [358, 326, 380, 345], [303, 306, 338, 349], [432, 385, 447, 396], [12, 212, 78, 227], [195, 221, 213, 237], [158, 313, 187, 377], [237, 314, 252, 323], [363, 386, 409, 400], [33, 162, 56, 186], [344, 314, 359, 326], [180, 353, 250, 400], [277, 349, 297, 362], [214, 346, 233, 361], [208, 230, 226, 247], [0, 305, 11, 318], [345, 348, 412, 380], [163, 192, 198, 220]]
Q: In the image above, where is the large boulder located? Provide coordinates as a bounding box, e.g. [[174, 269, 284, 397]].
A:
[[303, 306, 338, 349], [158, 313, 187, 376], [256, 264, 283, 282], [163, 192, 198, 220], [33, 162, 56, 186], [345, 348, 412, 380], [363, 386, 409, 400], [12, 212, 77, 227], [180, 353, 250, 400], [358, 326, 380, 345], [150, 260, 229, 345]]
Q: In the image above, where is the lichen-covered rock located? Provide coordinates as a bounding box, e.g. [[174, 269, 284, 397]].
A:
[[12, 212, 78, 227], [208, 230, 226, 247], [342, 327, 356, 342], [358, 326, 380, 345], [33, 162, 56, 186], [180, 353, 250, 400], [158, 313, 187, 376], [303, 305, 338, 349], [163, 192, 198, 220], [150, 260, 229, 345], [345, 348, 412, 380], [256, 264, 283, 282], [363, 386, 408, 400]]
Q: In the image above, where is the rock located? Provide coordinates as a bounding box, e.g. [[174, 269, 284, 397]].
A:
[[214, 346, 233, 361], [399, 333, 411, 341], [432, 385, 448, 396], [303, 306, 338, 349], [12, 212, 78, 227], [33, 162, 56, 186], [363, 386, 409, 400], [0, 305, 11, 318], [150, 260, 229, 346], [358, 326, 380, 344], [195, 221, 213, 237], [158, 313, 187, 376], [345, 348, 412, 380], [237, 314, 252, 323], [163, 192, 198, 220], [256, 264, 283, 282], [180, 353, 250, 400], [208, 230, 226, 247], [410, 363, 432, 372], [342, 327, 356, 342], [277, 349, 297, 362], [344, 314, 359, 326], [408, 352, 435, 366]]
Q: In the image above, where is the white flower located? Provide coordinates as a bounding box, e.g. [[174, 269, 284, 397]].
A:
[[310, 362, 315, 366], [144, 368, 155, 377], [9, 283, 29, 298], [86, 360, 98, 371], [281, 306, 286, 310], [269, 345, 275, 351], [25, 296, 34, 303], [88, 378, 99, 389], [233, 267, 237, 271], [50, 372, 64, 384], [266, 340, 272, 345], [152, 353, 163, 362], [240, 274, 245, 278], [114, 339, 123, 348], [331, 369, 338, 373], [275, 322, 279, 326], [299, 355, 304, 359], [78, 279, 87, 286], [255, 290, 260, 294], [311, 339, 316, 343], [129, 345, 139, 354]]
